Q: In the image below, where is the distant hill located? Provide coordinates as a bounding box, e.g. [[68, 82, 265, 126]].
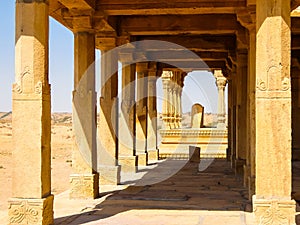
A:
[[1, 112, 225, 128]]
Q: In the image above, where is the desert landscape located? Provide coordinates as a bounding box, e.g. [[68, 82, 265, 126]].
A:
[[0, 112, 73, 216]]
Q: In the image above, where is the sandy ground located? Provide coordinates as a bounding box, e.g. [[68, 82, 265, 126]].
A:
[[0, 113, 73, 212]]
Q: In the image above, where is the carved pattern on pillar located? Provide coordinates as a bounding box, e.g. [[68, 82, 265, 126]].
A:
[[10, 1, 53, 224], [253, 198, 295, 225], [254, 0, 295, 223], [8, 195, 54, 225], [162, 71, 172, 129], [161, 69, 185, 130], [214, 70, 227, 129]]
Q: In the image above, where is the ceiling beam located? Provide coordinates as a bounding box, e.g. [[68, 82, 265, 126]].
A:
[[58, 0, 95, 10], [158, 60, 226, 71], [96, 0, 246, 16], [135, 35, 236, 52], [145, 51, 228, 61], [119, 14, 239, 36]]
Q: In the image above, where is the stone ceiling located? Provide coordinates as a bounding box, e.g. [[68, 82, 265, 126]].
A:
[[49, 0, 300, 71]]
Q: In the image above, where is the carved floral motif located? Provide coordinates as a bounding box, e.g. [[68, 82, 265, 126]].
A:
[[281, 77, 290, 91], [258, 201, 289, 225], [9, 200, 39, 224], [257, 79, 267, 91], [35, 81, 42, 94]]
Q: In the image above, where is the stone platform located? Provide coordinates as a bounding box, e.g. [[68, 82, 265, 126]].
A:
[[159, 128, 228, 159]]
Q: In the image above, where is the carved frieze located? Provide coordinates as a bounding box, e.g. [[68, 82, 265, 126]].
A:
[[253, 197, 296, 225]]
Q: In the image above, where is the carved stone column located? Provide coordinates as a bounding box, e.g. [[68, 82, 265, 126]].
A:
[[70, 31, 99, 199], [147, 63, 159, 161], [136, 62, 149, 166], [291, 58, 300, 161], [175, 85, 181, 128], [118, 57, 137, 173], [98, 41, 120, 185], [235, 51, 248, 176], [227, 75, 233, 161], [229, 68, 237, 169], [177, 73, 186, 128], [253, 1, 295, 223], [171, 80, 178, 129], [9, 1, 54, 224], [168, 77, 175, 129], [246, 27, 256, 199], [161, 71, 172, 129], [214, 70, 227, 129]]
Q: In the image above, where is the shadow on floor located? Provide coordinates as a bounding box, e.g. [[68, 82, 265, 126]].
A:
[[55, 159, 252, 224]]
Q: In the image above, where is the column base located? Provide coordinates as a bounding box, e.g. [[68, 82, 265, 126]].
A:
[[253, 195, 296, 225], [226, 147, 231, 161], [99, 165, 120, 185], [137, 153, 148, 166], [70, 173, 99, 199], [230, 154, 236, 169], [119, 156, 137, 173], [8, 195, 54, 225], [147, 149, 159, 162], [234, 159, 246, 176], [189, 146, 200, 163], [248, 176, 255, 200], [243, 164, 250, 187]]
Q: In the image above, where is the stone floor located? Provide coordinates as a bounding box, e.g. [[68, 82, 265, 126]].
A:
[[54, 159, 255, 225], [2, 159, 300, 224]]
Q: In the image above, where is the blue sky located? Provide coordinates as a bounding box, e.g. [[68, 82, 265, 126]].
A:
[[0, 1, 226, 113]]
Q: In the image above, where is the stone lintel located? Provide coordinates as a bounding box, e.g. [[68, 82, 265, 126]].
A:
[[118, 156, 137, 173], [137, 153, 148, 166], [99, 165, 120, 185], [253, 196, 296, 225], [69, 174, 99, 199], [8, 195, 54, 225]]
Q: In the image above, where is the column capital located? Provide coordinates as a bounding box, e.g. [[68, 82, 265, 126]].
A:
[[136, 62, 149, 73], [161, 70, 173, 80], [148, 62, 158, 79], [72, 13, 95, 33], [214, 70, 227, 89], [95, 35, 117, 51]]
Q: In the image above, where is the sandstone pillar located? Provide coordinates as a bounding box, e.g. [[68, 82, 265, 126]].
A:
[[70, 31, 99, 198], [214, 70, 227, 129], [98, 46, 120, 185], [227, 75, 233, 161], [245, 27, 256, 198], [291, 58, 300, 161], [9, 1, 54, 224], [253, 1, 295, 223], [229, 68, 237, 169], [136, 62, 149, 166], [176, 85, 182, 128], [162, 71, 172, 129], [147, 63, 159, 162], [173, 71, 179, 128], [119, 62, 137, 173], [234, 51, 248, 176], [169, 78, 175, 129]]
